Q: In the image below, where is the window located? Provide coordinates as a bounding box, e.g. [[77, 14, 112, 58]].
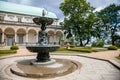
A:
[[18, 35, 24, 44]]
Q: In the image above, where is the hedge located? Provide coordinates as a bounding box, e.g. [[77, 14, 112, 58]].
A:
[[108, 45, 118, 50], [0, 50, 17, 54], [10, 45, 19, 50]]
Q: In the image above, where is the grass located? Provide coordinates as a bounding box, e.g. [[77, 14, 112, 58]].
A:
[[54, 47, 108, 54], [92, 48, 108, 52], [0, 50, 17, 57], [53, 50, 84, 54]]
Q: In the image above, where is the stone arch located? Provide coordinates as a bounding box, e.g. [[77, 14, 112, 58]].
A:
[[48, 30, 54, 44], [48, 30, 54, 36], [56, 31, 63, 44], [4, 27, 15, 46], [56, 31, 62, 36], [17, 28, 26, 44], [0, 28, 2, 32], [28, 29, 37, 43], [28, 27, 37, 33], [17, 28, 26, 35], [4, 27, 15, 35]]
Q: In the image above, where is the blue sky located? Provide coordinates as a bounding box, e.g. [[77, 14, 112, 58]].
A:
[[0, 0, 120, 22]]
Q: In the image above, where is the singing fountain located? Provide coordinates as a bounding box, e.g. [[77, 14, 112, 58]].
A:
[[26, 10, 59, 64], [1, 10, 81, 79]]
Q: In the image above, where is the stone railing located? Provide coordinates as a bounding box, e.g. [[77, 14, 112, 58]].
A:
[[0, 20, 62, 29], [0, 20, 38, 27]]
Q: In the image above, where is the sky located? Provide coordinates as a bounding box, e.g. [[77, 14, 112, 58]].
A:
[[0, 0, 120, 23]]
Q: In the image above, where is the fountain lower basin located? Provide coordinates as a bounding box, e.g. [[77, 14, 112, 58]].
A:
[[10, 58, 81, 78]]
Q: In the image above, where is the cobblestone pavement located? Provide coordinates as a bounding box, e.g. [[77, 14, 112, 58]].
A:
[[0, 55, 120, 80]]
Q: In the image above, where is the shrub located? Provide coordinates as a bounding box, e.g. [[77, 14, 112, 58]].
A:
[[91, 42, 97, 47], [97, 41, 104, 47], [108, 45, 118, 50], [10, 45, 19, 50], [116, 41, 120, 48], [92, 41, 104, 47]]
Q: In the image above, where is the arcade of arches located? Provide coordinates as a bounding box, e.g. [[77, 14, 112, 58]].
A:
[[0, 26, 63, 46]]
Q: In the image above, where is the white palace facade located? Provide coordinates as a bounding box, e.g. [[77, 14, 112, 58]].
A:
[[0, 1, 64, 47]]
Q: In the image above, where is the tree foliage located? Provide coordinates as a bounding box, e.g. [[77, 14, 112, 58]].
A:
[[98, 4, 120, 45], [60, 0, 96, 46]]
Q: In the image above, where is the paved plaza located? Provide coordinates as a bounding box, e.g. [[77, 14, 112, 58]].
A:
[[0, 54, 120, 80]]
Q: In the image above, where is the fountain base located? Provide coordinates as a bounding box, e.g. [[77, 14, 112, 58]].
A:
[[30, 59, 56, 66], [10, 58, 81, 78]]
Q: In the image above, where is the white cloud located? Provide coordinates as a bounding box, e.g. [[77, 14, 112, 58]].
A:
[[7, 0, 120, 21], [58, 17, 64, 25], [7, 0, 19, 3], [94, 6, 104, 12], [19, 0, 31, 5], [87, 0, 120, 11], [7, 0, 32, 5]]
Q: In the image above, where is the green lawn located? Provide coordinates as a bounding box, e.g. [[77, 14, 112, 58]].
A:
[[0, 50, 17, 57], [54, 47, 108, 54]]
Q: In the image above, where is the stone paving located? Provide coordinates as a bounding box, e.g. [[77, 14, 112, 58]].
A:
[[79, 49, 120, 64], [0, 55, 120, 80]]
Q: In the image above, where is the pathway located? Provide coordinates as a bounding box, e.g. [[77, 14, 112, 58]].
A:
[[0, 55, 120, 80]]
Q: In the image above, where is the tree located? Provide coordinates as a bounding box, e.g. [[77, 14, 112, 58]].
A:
[[98, 4, 120, 45], [60, 0, 96, 46]]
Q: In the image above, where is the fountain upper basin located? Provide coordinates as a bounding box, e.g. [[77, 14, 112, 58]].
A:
[[26, 45, 59, 53]]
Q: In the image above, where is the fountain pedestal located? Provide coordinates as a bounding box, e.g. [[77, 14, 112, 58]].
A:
[[36, 52, 50, 62]]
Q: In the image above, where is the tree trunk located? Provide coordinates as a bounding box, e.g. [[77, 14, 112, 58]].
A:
[[84, 38, 90, 46], [111, 29, 115, 45], [80, 38, 84, 46], [76, 25, 84, 46]]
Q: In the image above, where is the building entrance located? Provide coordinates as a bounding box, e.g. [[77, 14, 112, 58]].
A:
[[18, 35, 24, 44], [7, 36, 14, 46]]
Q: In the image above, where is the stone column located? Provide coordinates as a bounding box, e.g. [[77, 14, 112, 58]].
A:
[[36, 33, 38, 43], [26, 32, 28, 44], [26, 28, 28, 45], [14, 32, 17, 45], [54, 33, 56, 44], [2, 32, 4, 43]]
